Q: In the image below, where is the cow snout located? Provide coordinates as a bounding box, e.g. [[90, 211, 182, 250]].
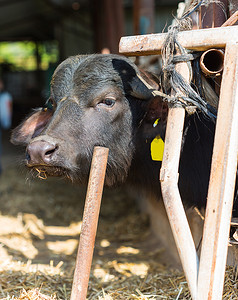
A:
[[26, 140, 58, 166]]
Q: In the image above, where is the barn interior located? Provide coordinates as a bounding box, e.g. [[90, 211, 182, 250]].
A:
[[0, 0, 177, 126], [0, 1, 238, 299], [0, 0, 178, 183]]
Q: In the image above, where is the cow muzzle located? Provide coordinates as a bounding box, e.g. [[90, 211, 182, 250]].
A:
[[26, 140, 58, 166]]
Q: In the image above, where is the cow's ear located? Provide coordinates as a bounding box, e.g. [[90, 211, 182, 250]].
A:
[[11, 108, 53, 145], [129, 69, 161, 100], [112, 57, 160, 101]]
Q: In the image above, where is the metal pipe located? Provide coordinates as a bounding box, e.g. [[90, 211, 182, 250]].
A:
[[70, 146, 109, 300], [119, 25, 238, 56], [160, 108, 198, 300], [200, 48, 224, 77], [197, 42, 238, 300], [160, 59, 198, 299]]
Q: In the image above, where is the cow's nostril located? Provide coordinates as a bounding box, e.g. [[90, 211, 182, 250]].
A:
[[45, 149, 54, 156], [45, 145, 58, 156], [26, 141, 58, 165]]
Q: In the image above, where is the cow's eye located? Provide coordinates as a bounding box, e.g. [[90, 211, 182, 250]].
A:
[[98, 98, 116, 107]]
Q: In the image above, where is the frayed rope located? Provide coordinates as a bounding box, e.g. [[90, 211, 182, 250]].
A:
[[160, 22, 217, 120]]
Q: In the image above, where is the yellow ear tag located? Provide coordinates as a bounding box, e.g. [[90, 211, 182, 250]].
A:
[[151, 118, 165, 161]]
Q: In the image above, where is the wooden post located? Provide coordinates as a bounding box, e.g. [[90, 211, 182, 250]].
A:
[[70, 147, 109, 300], [197, 42, 238, 300]]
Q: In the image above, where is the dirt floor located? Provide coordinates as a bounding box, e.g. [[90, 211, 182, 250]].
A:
[[0, 131, 237, 300]]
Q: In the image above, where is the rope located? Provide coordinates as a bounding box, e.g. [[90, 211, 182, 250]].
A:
[[160, 21, 217, 120]]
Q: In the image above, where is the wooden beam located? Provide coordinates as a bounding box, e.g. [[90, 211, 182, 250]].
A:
[[119, 25, 238, 56]]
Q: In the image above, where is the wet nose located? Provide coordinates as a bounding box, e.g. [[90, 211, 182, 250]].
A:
[[26, 140, 58, 165]]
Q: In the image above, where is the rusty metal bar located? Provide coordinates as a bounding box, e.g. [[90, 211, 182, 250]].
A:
[[119, 25, 238, 56], [70, 146, 109, 300], [160, 107, 198, 300], [197, 42, 238, 300], [160, 58, 198, 299]]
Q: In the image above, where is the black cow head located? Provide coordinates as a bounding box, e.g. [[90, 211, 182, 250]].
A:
[[11, 54, 168, 186]]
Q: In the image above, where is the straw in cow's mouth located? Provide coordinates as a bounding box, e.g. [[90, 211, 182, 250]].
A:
[[30, 165, 67, 180]]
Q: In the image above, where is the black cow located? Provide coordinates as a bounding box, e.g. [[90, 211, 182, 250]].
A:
[[11, 54, 216, 210]]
